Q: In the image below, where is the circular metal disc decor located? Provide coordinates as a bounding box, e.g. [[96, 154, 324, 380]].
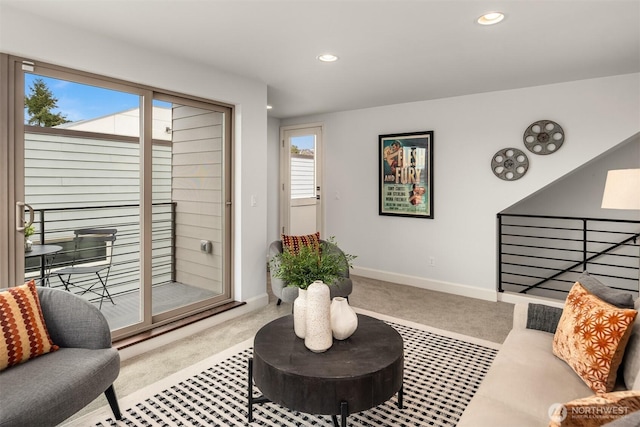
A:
[[491, 148, 529, 181], [523, 120, 564, 155]]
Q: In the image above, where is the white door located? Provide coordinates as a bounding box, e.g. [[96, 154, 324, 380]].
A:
[[280, 125, 323, 236]]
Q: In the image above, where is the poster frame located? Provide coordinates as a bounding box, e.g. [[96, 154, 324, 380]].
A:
[[379, 130, 434, 219]]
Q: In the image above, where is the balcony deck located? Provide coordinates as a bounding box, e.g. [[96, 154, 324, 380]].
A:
[[98, 282, 219, 330]]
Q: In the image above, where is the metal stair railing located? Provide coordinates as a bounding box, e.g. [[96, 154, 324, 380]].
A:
[[498, 213, 640, 300]]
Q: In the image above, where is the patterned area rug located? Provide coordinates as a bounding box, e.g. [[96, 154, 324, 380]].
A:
[[68, 309, 500, 427]]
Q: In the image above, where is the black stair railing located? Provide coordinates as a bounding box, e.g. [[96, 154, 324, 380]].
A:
[[498, 213, 640, 300]]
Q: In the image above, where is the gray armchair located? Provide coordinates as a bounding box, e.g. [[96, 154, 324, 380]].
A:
[[0, 286, 121, 426], [269, 239, 353, 305]]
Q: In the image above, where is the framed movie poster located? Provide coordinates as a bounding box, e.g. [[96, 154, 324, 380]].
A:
[[379, 131, 434, 218]]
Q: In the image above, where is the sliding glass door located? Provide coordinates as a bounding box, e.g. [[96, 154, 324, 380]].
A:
[[21, 68, 146, 334], [2, 55, 233, 340], [151, 94, 232, 323]]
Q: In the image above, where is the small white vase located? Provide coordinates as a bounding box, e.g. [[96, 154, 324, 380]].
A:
[[293, 288, 307, 339], [25, 238, 33, 252], [304, 280, 333, 353], [330, 297, 358, 340]]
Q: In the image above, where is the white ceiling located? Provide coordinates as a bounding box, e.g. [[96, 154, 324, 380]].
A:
[[3, 0, 639, 119]]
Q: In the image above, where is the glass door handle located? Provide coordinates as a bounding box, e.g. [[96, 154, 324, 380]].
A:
[[16, 202, 34, 232]]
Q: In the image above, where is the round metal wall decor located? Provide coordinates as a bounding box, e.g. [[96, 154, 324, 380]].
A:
[[523, 120, 564, 155], [491, 148, 529, 181]]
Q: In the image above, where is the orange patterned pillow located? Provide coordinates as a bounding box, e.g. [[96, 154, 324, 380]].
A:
[[0, 280, 59, 371], [281, 232, 320, 255], [553, 282, 637, 393]]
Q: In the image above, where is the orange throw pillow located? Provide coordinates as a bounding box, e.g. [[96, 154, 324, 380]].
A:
[[281, 232, 320, 255], [553, 282, 637, 393], [0, 280, 59, 371]]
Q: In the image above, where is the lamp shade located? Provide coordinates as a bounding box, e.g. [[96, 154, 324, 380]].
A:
[[601, 169, 640, 210]]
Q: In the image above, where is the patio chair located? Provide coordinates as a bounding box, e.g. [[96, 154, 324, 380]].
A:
[[57, 228, 117, 309]]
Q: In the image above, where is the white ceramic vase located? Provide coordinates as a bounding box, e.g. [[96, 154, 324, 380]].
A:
[[304, 280, 333, 353], [330, 297, 358, 340], [293, 288, 307, 339]]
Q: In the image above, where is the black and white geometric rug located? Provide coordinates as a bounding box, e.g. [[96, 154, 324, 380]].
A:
[[67, 309, 500, 427]]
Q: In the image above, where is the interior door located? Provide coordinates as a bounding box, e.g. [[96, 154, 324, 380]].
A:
[[280, 125, 323, 236]]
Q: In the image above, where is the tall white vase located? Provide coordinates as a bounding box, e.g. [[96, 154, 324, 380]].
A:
[[304, 280, 333, 353], [293, 288, 307, 339], [330, 297, 358, 340]]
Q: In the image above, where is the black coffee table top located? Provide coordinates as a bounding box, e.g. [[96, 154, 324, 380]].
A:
[[252, 313, 404, 415]]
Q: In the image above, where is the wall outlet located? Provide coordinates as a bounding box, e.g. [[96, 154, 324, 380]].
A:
[[428, 256, 436, 267]]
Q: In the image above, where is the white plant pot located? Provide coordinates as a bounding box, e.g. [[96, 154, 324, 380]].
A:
[[293, 288, 307, 339], [330, 297, 358, 340], [304, 280, 333, 353]]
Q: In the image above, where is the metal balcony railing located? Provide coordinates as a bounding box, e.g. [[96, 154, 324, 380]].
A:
[[25, 202, 175, 303], [498, 213, 640, 300]]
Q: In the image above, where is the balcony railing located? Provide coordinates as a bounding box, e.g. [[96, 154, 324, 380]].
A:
[[498, 213, 640, 300], [25, 202, 175, 303]]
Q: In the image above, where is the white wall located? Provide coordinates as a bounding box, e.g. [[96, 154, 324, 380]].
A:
[[507, 134, 640, 219], [1, 6, 269, 303], [280, 74, 640, 301]]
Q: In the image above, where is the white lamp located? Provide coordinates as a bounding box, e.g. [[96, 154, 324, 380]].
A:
[[601, 169, 640, 210], [601, 168, 640, 290]]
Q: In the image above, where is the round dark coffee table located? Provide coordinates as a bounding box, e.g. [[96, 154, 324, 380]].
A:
[[248, 314, 404, 426]]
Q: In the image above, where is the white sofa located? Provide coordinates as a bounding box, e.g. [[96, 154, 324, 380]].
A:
[[458, 300, 640, 427]]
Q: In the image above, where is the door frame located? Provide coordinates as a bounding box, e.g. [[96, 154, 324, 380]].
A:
[[0, 54, 21, 287], [279, 123, 324, 237]]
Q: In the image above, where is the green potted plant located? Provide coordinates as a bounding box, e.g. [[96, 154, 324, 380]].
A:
[[270, 236, 356, 290], [24, 222, 35, 252], [270, 236, 357, 340]]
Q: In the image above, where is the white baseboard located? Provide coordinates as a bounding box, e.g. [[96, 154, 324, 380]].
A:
[[118, 293, 269, 361], [351, 266, 498, 302]]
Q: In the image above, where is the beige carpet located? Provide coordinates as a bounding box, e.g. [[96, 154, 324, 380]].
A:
[[62, 275, 514, 424]]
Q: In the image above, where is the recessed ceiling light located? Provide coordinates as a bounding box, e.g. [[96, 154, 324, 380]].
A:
[[477, 12, 504, 25], [266, 105, 273, 110], [317, 53, 339, 63]]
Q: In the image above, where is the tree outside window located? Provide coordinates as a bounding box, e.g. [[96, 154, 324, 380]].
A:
[[24, 78, 70, 127]]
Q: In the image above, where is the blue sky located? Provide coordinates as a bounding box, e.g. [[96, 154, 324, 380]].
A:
[[24, 73, 169, 123], [291, 135, 315, 150], [25, 73, 314, 150]]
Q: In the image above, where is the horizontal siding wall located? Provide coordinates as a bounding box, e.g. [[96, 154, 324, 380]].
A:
[[24, 131, 172, 297], [171, 105, 224, 294]]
